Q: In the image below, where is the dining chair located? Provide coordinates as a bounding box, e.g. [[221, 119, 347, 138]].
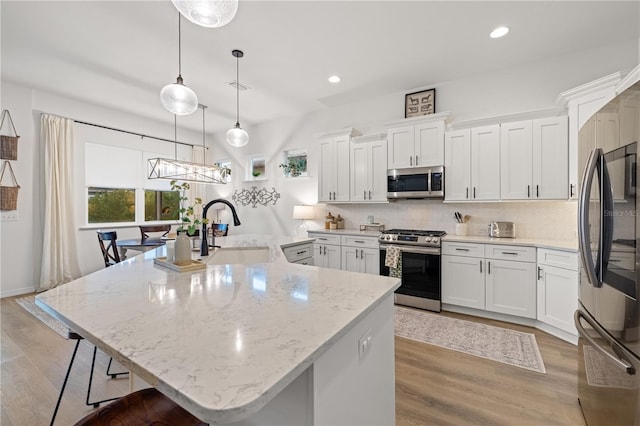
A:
[[73, 387, 207, 426], [97, 231, 121, 267], [139, 224, 171, 240]]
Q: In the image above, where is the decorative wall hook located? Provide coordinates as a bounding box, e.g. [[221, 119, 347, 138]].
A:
[[232, 186, 280, 208]]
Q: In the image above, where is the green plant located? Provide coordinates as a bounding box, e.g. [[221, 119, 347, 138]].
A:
[[279, 158, 305, 177], [252, 170, 261, 177], [170, 180, 207, 235]]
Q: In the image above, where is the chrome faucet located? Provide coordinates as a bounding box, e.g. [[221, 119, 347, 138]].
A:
[[200, 199, 241, 256]]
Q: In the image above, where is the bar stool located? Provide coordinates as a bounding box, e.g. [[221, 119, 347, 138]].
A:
[[73, 388, 207, 426]]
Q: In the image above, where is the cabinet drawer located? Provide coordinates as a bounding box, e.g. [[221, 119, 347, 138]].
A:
[[442, 242, 484, 258], [282, 243, 314, 263], [537, 248, 579, 270], [308, 233, 341, 245], [292, 256, 314, 266], [485, 245, 536, 262], [341, 235, 379, 248]]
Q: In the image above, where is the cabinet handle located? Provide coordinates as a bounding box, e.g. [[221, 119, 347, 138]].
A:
[[480, 260, 483, 273], [409, 156, 413, 166], [354, 240, 365, 244], [323, 246, 327, 255], [536, 185, 540, 198], [415, 155, 419, 165], [355, 249, 359, 259], [455, 248, 470, 251], [609, 259, 622, 262], [527, 185, 530, 198], [537, 266, 543, 280], [501, 251, 519, 255], [361, 249, 364, 258], [369, 190, 372, 200], [296, 250, 306, 255], [473, 187, 476, 198], [487, 261, 491, 274], [466, 187, 469, 199], [319, 237, 328, 241], [364, 190, 367, 200], [333, 192, 336, 199], [570, 184, 575, 197]]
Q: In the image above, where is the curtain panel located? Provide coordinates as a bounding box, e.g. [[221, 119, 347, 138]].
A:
[[39, 114, 80, 290]]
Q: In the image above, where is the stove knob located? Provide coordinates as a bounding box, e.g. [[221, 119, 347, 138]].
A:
[[392, 235, 398, 241], [425, 237, 432, 243], [433, 237, 439, 244]]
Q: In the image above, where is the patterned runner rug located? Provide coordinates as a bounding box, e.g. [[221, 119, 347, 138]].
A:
[[15, 294, 68, 339], [395, 306, 546, 373]]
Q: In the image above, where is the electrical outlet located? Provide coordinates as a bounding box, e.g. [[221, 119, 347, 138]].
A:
[[358, 330, 372, 359], [1, 211, 18, 221]]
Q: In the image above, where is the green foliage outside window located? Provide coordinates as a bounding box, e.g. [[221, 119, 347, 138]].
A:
[[144, 190, 180, 221], [88, 188, 135, 223]]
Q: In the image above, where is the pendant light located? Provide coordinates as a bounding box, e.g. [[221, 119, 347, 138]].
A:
[[226, 49, 249, 147], [171, 0, 238, 28], [148, 106, 229, 184], [160, 13, 198, 116]]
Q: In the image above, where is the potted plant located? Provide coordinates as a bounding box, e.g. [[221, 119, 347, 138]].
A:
[[170, 180, 207, 265], [279, 159, 303, 177]]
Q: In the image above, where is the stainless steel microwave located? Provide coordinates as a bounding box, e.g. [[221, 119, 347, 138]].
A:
[[387, 166, 444, 199]]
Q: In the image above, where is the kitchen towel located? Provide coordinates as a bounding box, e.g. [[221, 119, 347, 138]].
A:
[[385, 246, 401, 268]]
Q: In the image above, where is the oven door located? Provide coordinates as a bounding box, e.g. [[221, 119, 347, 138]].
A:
[[397, 246, 441, 300]]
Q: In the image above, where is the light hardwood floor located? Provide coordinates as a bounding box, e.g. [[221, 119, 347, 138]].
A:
[[1, 295, 585, 425]]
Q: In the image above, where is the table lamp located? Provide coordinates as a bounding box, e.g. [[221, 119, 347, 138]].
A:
[[293, 205, 315, 236]]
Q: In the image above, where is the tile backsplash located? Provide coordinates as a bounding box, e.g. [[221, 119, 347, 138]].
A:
[[314, 200, 577, 241]]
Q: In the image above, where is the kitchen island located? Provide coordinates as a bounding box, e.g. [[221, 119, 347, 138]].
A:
[[36, 234, 400, 425]]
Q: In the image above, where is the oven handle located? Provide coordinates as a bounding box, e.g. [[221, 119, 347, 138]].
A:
[[380, 244, 440, 255]]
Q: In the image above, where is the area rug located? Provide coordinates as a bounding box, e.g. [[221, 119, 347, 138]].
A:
[[15, 295, 68, 339], [395, 306, 546, 373], [583, 345, 638, 389]]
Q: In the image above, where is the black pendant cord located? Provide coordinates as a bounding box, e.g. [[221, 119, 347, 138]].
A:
[[178, 13, 182, 79]]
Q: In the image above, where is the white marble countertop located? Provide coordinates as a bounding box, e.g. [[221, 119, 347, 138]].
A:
[[443, 234, 579, 252], [36, 234, 400, 424]]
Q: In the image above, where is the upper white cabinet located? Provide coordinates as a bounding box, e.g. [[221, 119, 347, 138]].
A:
[[350, 134, 388, 202], [501, 116, 569, 200], [445, 125, 500, 201], [317, 128, 361, 203], [386, 112, 451, 169], [557, 71, 625, 199]]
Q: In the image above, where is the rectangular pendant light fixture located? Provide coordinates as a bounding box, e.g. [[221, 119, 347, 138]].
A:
[[147, 157, 228, 184]]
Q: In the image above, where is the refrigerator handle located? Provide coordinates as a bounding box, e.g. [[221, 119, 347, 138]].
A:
[[574, 310, 636, 375], [578, 148, 602, 288], [600, 157, 615, 275]]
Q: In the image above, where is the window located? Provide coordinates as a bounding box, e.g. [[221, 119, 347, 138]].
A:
[[87, 187, 135, 223], [144, 190, 180, 221]]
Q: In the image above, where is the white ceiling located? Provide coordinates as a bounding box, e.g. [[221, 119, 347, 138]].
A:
[[2, 1, 639, 133]]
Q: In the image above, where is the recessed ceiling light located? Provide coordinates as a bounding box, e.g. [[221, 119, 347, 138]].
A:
[[328, 75, 341, 84], [490, 26, 509, 39]]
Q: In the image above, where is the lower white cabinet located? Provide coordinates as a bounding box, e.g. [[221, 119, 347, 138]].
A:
[[442, 242, 537, 319], [341, 235, 380, 275], [536, 248, 578, 335], [309, 233, 341, 270], [282, 242, 314, 265]]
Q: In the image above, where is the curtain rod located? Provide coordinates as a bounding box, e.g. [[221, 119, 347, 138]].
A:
[[73, 119, 205, 149]]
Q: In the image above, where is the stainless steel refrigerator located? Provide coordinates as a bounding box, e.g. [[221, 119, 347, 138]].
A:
[[577, 81, 640, 425]]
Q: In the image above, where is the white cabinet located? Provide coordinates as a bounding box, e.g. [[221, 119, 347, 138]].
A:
[[386, 113, 450, 169], [341, 235, 380, 275], [350, 134, 388, 202], [317, 128, 360, 203], [445, 125, 500, 201], [501, 116, 569, 200], [309, 233, 341, 270], [282, 242, 314, 265], [442, 242, 537, 319], [536, 249, 579, 335]]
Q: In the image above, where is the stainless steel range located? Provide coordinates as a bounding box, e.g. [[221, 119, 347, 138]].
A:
[[379, 229, 445, 312]]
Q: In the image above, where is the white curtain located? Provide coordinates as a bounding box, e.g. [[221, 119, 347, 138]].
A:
[[39, 114, 80, 290], [190, 146, 206, 221]]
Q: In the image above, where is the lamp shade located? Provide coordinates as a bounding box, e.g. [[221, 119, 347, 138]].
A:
[[226, 125, 249, 147], [172, 0, 238, 28], [160, 82, 199, 116], [293, 205, 315, 220]]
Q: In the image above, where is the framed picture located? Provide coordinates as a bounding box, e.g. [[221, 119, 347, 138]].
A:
[[405, 88, 436, 118], [248, 155, 266, 180], [280, 149, 308, 177]]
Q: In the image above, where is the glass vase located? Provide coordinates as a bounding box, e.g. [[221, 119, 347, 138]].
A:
[[174, 233, 192, 266]]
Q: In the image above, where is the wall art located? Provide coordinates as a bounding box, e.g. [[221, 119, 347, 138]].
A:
[[232, 186, 280, 208], [405, 88, 436, 118]]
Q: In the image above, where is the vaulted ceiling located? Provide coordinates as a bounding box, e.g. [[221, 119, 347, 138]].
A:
[[2, 1, 638, 133]]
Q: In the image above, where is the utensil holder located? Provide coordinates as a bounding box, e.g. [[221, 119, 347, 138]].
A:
[[455, 223, 468, 236]]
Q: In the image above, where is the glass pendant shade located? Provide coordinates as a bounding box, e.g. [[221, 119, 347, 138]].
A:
[[160, 78, 198, 116], [226, 124, 249, 147], [172, 0, 238, 28]]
